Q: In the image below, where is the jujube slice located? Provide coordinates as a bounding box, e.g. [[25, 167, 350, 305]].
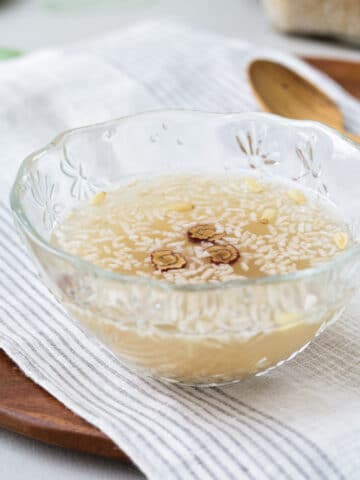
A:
[[206, 244, 239, 264], [151, 249, 187, 271], [187, 223, 223, 242]]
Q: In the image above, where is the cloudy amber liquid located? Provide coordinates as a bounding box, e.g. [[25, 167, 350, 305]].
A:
[[52, 174, 348, 384]]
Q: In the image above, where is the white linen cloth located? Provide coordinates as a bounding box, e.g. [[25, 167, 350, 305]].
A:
[[1, 22, 360, 480]]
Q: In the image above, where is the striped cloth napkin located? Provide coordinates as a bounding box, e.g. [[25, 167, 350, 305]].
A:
[[1, 22, 360, 480]]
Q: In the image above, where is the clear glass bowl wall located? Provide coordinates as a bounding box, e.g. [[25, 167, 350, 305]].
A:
[[10, 111, 360, 385]]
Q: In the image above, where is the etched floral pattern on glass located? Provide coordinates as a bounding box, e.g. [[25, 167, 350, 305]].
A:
[[294, 135, 328, 195], [28, 171, 63, 230], [61, 145, 108, 200], [235, 123, 280, 171]]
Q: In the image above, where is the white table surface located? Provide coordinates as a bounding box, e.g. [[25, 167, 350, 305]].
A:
[[0, 1, 359, 479]]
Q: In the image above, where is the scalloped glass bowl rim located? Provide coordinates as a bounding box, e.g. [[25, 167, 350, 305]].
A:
[[9, 110, 360, 293]]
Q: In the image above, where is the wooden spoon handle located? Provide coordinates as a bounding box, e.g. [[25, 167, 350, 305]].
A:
[[339, 129, 360, 143], [343, 130, 360, 144]]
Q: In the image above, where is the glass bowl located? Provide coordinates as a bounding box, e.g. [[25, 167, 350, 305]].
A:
[[10, 111, 360, 386]]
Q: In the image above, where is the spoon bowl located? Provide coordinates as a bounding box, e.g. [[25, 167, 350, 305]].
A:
[[248, 59, 360, 143]]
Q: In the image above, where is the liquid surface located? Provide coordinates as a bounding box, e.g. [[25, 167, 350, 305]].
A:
[[52, 174, 349, 284]]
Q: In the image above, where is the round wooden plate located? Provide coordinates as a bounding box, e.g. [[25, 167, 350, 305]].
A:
[[0, 57, 359, 460], [0, 349, 128, 461]]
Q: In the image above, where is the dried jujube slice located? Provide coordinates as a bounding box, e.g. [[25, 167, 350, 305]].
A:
[[206, 244, 239, 265], [151, 249, 187, 271], [187, 223, 223, 242]]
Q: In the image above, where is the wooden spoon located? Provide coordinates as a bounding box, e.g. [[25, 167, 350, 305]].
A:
[[248, 59, 360, 143]]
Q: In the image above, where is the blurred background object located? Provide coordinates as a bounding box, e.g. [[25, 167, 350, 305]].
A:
[[0, 0, 358, 58], [36, 0, 153, 12], [262, 0, 360, 45], [0, 46, 22, 59]]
